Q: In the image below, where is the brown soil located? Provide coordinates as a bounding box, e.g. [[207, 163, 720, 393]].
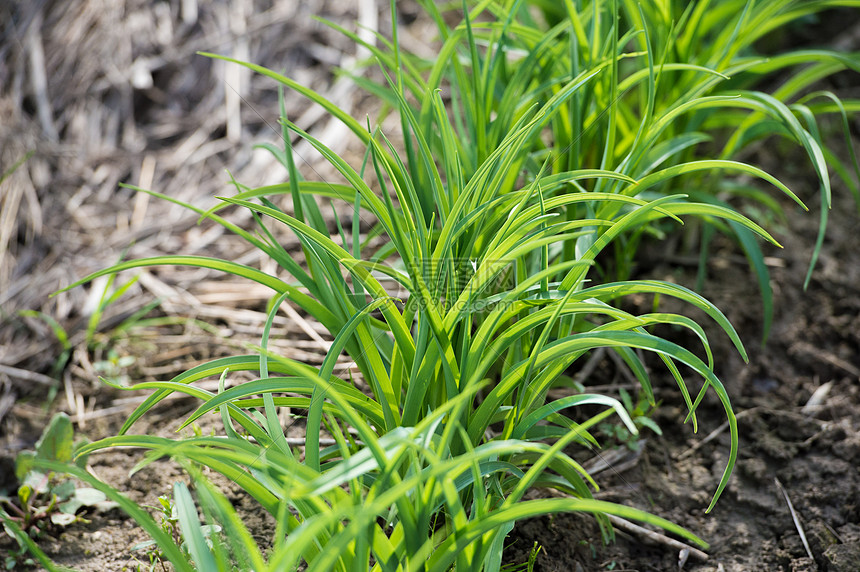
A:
[[505, 182, 860, 571], [2, 2, 859, 571]]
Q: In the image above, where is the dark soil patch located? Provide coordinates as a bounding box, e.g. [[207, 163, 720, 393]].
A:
[[2, 1, 859, 571], [505, 171, 860, 571]]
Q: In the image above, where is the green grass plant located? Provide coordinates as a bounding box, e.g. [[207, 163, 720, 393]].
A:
[[22, 0, 859, 570], [327, 0, 860, 339]]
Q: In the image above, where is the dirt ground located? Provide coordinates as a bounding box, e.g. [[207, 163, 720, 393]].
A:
[[505, 180, 860, 571], [1, 1, 859, 571]]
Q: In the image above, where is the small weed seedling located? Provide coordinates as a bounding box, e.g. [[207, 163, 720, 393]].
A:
[[1, 414, 116, 569], [132, 492, 222, 572], [598, 388, 663, 451]]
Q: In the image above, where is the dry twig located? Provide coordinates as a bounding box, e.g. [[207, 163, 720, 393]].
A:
[[606, 514, 709, 564], [774, 477, 814, 561]]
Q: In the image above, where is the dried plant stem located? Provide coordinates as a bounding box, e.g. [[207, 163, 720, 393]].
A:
[[607, 514, 709, 563]]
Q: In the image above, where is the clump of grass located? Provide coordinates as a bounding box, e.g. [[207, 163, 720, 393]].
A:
[[18, 1, 858, 570], [327, 0, 860, 340]]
